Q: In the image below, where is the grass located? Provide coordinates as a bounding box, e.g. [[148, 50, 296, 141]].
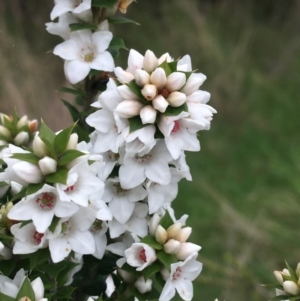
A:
[[2, 1, 300, 300]]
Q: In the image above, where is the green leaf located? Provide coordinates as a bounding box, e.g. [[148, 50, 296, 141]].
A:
[[159, 60, 172, 76], [92, 0, 118, 8], [26, 183, 44, 196], [107, 37, 127, 58], [128, 116, 148, 133], [82, 274, 107, 296], [74, 124, 90, 143], [10, 186, 27, 202], [285, 261, 298, 282], [142, 261, 161, 281], [40, 261, 67, 280], [129, 286, 160, 301], [140, 235, 163, 250], [61, 99, 81, 122], [164, 102, 188, 116], [58, 87, 85, 96], [156, 250, 178, 271], [168, 61, 178, 73], [57, 261, 79, 286], [58, 149, 85, 166], [40, 137, 57, 160], [289, 296, 300, 301], [95, 253, 119, 275], [16, 277, 35, 300], [155, 272, 165, 287], [0, 259, 16, 276], [11, 152, 39, 164], [0, 181, 8, 187], [268, 295, 289, 301], [108, 16, 140, 25], [76, 95, 84, 106], [45, 167, 69, 184], [39, 121, 56, 144], [126, 81, 148, 104], [49, 216, 60, 233], [20, 220, 32, 228], [0, 233, 13, 240], [24, 248, 51, 270], [69, 23, 97, 32], [159, 210, 174, 229], [0, 292, 15, 301], [119, 263, 140, 277], [55, 286, 76, 299], [54, 124, 76, 155]]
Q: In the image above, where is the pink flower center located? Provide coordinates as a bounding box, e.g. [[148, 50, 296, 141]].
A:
[[172, 121, 180, 133], [36, 193, 56, 210], [33, 231, 44, 244], [139, 249, 147, 262], [65, 185, 75, 193], [172, 267, 182, 280]]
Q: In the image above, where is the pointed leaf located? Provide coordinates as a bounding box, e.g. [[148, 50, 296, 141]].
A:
[[58, 149, 85, 166], [11, 153, 39, 164], [45, 167, 69, 184], [141, 261, 161, 281], [140, 235, 163, 250], [69, 23, 97, 32], [39, 122, 56, 144], [285, 261, 298, 282], [16, 277, 35, 300], [127, 81, 148, 104], [10, 186, 27, 202], [58, 87, 85, 96], [92, 0, 118, 8], [168, 61, 178, 73], [54, 124, 76, 154], [26, 183, 44, 196], [108, 16, 140, 25], [156, 251, 177, 271], [164, 103, 188, 116], [24, 248, 51, 270], [0, 233, 13, 240], [159, 210, 174, 229], [20, 220, 33, 228], [61, 99, 81, 122], [268, 295, 289, 301], [159, 60, 172, 76], [82, 274, 107, 296], [0, 259, 16, 276], [40, 137, 57, 160], [128, 116, 147, 133], [0, 292, 15, 301], [49, 216, 60, 233]]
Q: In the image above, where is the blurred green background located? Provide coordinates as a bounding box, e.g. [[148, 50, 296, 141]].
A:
[[1, 0, 300, 300]]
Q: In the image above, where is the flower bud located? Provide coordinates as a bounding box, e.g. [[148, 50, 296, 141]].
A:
[[19, 298, 32, 301], [0, 125, 11, 139], [38, 156, 57, 175], [16, 115, 28, 129], [176, 242, 201, 260], [14, 132, 29, 146], [0, 242, 12, 260], [283, 280, 300, 296], [273, 271, 283, 284], [135, 276, 152, 294], [160, 267, 170, 281], [141, 84, 157, 101], [116, 100, 144, 118], [66, 133, 78, 150], [296, 263, 300, 278], [155, 225, 168, 244], [143, 50, 158, 73], [167, 91, 187, 107], [134, 69, 150, 87], [152, 95, 169, 113], [181, 73, 206, 95], [117, 85, 139, 100], [33, 134, 49, 158], [282, 268, 290, 276], [0, 114, 11, 124], [163, 239, 181, 254], [118, 0, 135, 13], [118, 268, 136, 283], [12, 161, 44, 183], [140, 105, 157, 124], [28, 119, 38, 133], [114, 67, 134, 84], [11, 181, 22, 195], [150, 67, 167, 90], [166, 72, 186, 92], [149, 213, 161, 235], [167, 222, 182, 239], [175, 227, 192, 243]]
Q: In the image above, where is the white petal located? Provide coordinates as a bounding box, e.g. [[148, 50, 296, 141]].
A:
[[68, 230, 95, 254], [50, 2, 73, 20], [49, 237, 71, 263], [53, 39, 78, 60], [90, 51, 115, 72], [127, 49, 144, 73], [92, 31, 113, 52], [159, 280, 176, 301], [31, 277, 44, 300], [119, 160, 145, 189], [64, 60, 90, 84], [173, 278, 193, 301], [109, 197, 135, 224]]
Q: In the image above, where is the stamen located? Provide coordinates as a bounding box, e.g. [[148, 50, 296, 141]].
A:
[[139, 249, 147, 262], [33, 231, 44, 244], [172, 121, 180, 133]]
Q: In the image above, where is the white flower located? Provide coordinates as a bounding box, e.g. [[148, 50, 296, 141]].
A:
[[159, 252, 202, 301], [54, 30, 114, 84], [135, 276, 153, 294], [124, 242, 157, 271]]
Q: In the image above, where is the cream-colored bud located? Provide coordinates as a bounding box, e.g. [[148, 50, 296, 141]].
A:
[[13, 161, 44, 183], [149, 213, 161, 235], [282, 268, 290, 276], [28, 119, 38, 133], [114, 67, 134, 84], [11, 181, 22, 195], [176, 242, 201, 260], [167, 91, 187, 107], [33, 134, 49, 158], [0, 114, 10, 124], [116, 100, 144, 118], [274, 271, 283, 284], [38, 156, 57, 175], [0, 140, 7, 146], [135, 276, 152, 294], [152, 95, 168, 113], [118, 268, 136, 283], [296, 263, 300, 278], [66, 133, 78, 150], [166, 72, 186, 92], [163, 239, 181, 254], [140, 105, 157, 124], [181, 73, 206, 95], [118, 0, 135, 14], [141, 84, 157, 101], [283, 280, 300, 295], [143, 50, 158, 73], [155, 225, 168, 244], [167, 222, 182, 239], [14, 132, 29, 146], [6, 202, 13, 211], [18, 297, 32, 301], [175, 227, 192, 243], [117, 85, 139, 100], [134, 69, 150, 87], [160, 267, 170, 281], [0, 125, 11, 139], [16, 115, 28, 129], [150, 67, 167, 90]]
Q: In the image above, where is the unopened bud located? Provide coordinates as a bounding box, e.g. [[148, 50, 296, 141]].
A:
[[160, 267, 170, 281], [66, 133, 78, 150], [0, 125, 11, 139], [118, 0, 135, 14], [297, 263, 300, 278], [282, 268, 290, 276], [0, 114, 11, 124], [141, 84, 157, 101], [135, 276, 152, 294], [163, 239, 180, 254], [18, 297, 32, 301], [283, 280, 300, 296], [16, 115, 28, 129], [175, 227, 192, 243], [167, 91, 187, 107], [38, 156, 57, 175], [143, 50, 158, 73], [117, 85, 139, 100], [28, 119, 38, 133], [181, 73, 206, 95], [149, 213, 161, 235], [12, 161, 44, 184], [176, 242, 201, 260], [11, 181, 22, 195], [167, 222, 182, 239], [166, 72, 186, 92], [116, 100, 144, 118], [274, 271, 283, 284], [152, 95, 169, 113], [140, 105, 157, 124], [33, 134, 49, 158], [118, 268, 136, 283], [134, 69, 150, 87], [114, 67, 134, 84], [150, 67, 167, 90], [155, 225, 167, 244], [14, 132, 29, 146]]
